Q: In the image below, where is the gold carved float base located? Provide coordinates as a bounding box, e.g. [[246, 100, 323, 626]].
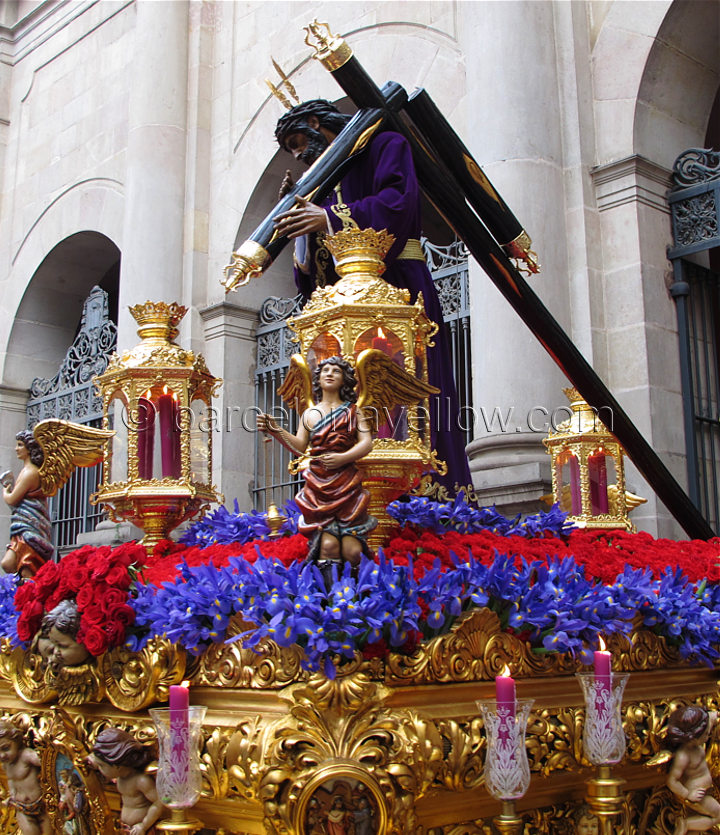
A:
[[0, 612, 716, 834]]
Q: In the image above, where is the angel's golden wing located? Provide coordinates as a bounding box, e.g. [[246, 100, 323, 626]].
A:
[[277, 354, 314, 414], [645, 748, 673, 768], [33, 419, 114, 497], [355, 348, 440, 433]]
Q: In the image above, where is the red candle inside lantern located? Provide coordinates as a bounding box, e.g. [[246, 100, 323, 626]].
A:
[[158, 386, 181, 478], [589, 451, 609, 515], [372, 326, 392, 355], [569, 454, 582, 515], [137, 392, 155, 480]]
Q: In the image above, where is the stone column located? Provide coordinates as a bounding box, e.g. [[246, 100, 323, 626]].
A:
[[200, 301, 259, 512], [460, 1, 576, 514], [0, 386, 28, 548], [117, 0, 190, 349]]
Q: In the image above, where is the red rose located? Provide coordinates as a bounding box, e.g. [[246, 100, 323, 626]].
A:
[[33, 561, 60, 600], [109, 604, 135, 627], [96, 587, 127, 611], [80, 603, 105, 628], [78, 624, 107, 656], [64, 564, 91, 593], [16, 600, 43, 642], [43, 587, 69, 613], [104, 562, 132, 589], [104, 620, 127, 648], [13, 582, 38, 612], [75, 585, 95, 610], [87, 548, 112, 580]]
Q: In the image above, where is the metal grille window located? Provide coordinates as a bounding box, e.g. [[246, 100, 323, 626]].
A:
[[25, 286, 117, 551], [252, 239, 472, 508], [668, 148, 720, 532]]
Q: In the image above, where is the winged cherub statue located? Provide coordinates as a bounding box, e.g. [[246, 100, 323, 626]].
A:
[[258, 351, 438, 567], [1, 420, 113, 578]]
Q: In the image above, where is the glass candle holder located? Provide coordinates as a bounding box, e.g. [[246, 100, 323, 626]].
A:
[[477, 698, 534, 800], [150, 706, 207, 809], [576, 672, 629, 765]]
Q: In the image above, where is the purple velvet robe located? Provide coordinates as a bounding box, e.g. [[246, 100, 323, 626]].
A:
[[294, 131, 471, 489]]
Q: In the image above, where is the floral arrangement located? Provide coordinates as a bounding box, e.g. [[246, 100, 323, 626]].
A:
[[3, 494, 720, 676], [12, 542, 144, 655], [386, 494, 573, 537]]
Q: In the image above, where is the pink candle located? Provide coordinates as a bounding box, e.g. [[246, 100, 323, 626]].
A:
[[496, 664, 516, 718], [169, 681, 190, 783], [594, 637, 612, 706]]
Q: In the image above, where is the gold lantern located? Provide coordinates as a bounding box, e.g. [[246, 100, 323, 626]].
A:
[[92, 301, 223, 546], [543, 387, 646, 530], [285, 227, 445, 547]]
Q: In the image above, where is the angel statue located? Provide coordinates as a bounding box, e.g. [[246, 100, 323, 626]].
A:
[[664, 706, 720, 835], [258, 351, 438, 569], [2, 420, 113, 578]]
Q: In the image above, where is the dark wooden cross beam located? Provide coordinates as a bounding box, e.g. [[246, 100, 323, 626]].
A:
[[307, 29, 714, 540]]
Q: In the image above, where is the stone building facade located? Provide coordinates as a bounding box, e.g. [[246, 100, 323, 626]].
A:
[[0, 0, 718, 547]]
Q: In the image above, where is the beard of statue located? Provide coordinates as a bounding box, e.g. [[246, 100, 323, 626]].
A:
[[297, 126, 330, 165]]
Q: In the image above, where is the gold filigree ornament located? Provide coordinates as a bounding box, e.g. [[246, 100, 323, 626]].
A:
[[226, 672, 443, 833], [304, 20, 353, 71], [99, 637, 187, 712]]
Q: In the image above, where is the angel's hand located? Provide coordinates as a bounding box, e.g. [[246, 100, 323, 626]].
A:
[[278, 169, 295, 201], [319, 452, 344, 470], [688, 787, 706, 802], [257, 413, 280, 434], [273, 197, 327, 239]]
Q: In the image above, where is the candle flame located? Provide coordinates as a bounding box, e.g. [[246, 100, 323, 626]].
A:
[[598, 635, 607, 652], [377, 326, 385, 339], [500, 663, 511, 677], [144, 389, 152, 399], [180, 680, 190, 689], [163, 385, 168, 394]]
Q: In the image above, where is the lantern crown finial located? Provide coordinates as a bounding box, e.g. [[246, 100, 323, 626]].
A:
[[129, 301, 188, 343]]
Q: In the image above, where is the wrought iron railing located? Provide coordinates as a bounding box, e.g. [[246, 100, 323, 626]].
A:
[[668, 148, 720, 532], [25, 286, 116, 551]]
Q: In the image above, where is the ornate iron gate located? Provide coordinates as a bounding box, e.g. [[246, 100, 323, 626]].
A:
[[668, 149, 720, 531], [252, 238, 472, 509], [25, 286, 117, 550]]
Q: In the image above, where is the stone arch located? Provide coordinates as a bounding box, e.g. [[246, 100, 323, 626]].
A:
[[634, 0, 720, 168], [0, 179, 124, 387], [591, 0, 672, 165], [3, 231, 121, 390]]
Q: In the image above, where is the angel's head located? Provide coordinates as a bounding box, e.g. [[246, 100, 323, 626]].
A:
[[312, 357, 357, 404], [91, 728, 155, 777], [666, 705, 715, 749], [15, 430, 43, 466]]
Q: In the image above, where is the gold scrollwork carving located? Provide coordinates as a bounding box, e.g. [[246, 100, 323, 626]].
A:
[[226, 673, 443, 833], [100, 637, 187, 712]]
